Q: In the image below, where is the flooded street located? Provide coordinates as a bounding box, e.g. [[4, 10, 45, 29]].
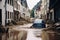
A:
[[0, 0, 60, 40], [26, 29, 42, 40], [12, 23, 43, 40], [13, 27, 43, 40], [0, 23, 43, 40]]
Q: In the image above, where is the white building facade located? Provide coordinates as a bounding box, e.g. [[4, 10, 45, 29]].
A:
[[0, 0, 5, 26], [6, 0, 14, 24], [0, 0, 14, 26], [0, 0, 30, 26]]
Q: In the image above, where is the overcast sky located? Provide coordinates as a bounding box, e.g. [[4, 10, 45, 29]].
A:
[[26, 0, 40, 10]]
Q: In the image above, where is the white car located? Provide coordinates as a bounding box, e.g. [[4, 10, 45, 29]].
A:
[[31, 19, 46, 28]]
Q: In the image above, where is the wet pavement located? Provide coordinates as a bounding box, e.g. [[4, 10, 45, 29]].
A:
[[0, 23, 43, 40], [12, 23, 43, 40], [13, 28, 43, 40], [26, 29, 42, 40]]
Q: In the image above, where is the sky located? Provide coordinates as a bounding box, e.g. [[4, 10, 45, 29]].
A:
[[26, 0, 40, 10]]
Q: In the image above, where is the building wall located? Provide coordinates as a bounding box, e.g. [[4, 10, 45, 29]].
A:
[[54, 1, 60, 22], [20, 4, 30, 20], [40, 0, 46, 19], [49, 0, 60, 22], [5, 0, 14, 24], [13, 0, 21, 22], [0, 1, 2, 9], [40, 0, 49, 20], [20, 0, 30, 20], [0, 0, 30, 25], [0, 0, 14, 25], [34, 9, 41, 18], [6, 4, 13, 12], [0, 0, 5, 26]]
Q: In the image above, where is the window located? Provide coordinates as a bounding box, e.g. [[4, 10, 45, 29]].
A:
[[10, 12, 11, 19], [47, 13, 49, 20], [12, 13, 13, 19], [6, 11, 7, 19], [50, 12, 52, 20], [7, 0, 13, 6], [8, 11, 9, 19]]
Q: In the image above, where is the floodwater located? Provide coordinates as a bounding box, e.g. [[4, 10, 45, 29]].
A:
[[26, 29, 42, 40]]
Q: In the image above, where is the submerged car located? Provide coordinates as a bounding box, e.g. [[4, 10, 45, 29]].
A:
[[31, 19, 46, 28]]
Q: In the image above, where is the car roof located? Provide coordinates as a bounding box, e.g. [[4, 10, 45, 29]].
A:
[[34, 19, 43, 23]]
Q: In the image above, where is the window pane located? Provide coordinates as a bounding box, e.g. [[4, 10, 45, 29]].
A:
[[8, 11, 9, 19]]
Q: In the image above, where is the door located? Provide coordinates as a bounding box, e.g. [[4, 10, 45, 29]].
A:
[[0, 9, 2, 25]]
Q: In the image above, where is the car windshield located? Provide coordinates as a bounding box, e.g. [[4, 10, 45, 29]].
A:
[[34, 19, 43, 23]]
